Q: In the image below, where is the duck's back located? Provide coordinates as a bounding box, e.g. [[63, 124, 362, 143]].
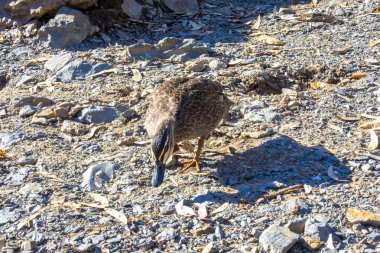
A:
[[145, 77, 232, 141]]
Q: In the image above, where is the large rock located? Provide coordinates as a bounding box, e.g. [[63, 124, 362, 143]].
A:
[[122, 0, 144, 20], [56, 59, 112, 82], [36, 7, 96, 48], [163, 0, 199, 14], [259, 224, 299, 253], [0, 0, 97, 28], [81, 162, 119, 191]]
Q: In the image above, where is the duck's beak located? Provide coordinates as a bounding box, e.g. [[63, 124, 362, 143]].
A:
[[152, 160, 165, 187]]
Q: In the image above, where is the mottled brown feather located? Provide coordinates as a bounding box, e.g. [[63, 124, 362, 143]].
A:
[[145, 77, 232, 143]]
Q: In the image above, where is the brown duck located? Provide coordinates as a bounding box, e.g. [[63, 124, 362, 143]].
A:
[[145, 77, 232, 187]]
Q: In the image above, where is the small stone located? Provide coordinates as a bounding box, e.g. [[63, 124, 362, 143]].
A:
[[54, 107, 69, 119], [304, 216, 334, 242], [81, 162, 119, 191], [122, 0, 144, 20], [191, 224, 214, 237], [33, 97, 54, 107], [156, 227, 177, 242], [34, 108, 56, 119], [18, 157, 37, 165], [301, 236, 323, 250], [22, 240, 36, 251], [0, 208, 13, 225], [77, 105, 118, 124], [346, 208, 380, 227], [15, 96, 35, 108], [0, 132, 26, 147], [209, 59, 227, 70], [162, 0, 199, 14], [19, 105, 38, 117], [259, 224, 299, 253], [185, 59, 207, 72], [56, 59, 112, 83], [81, 143, 102, 154], [44, 53, 73, 72], [285, 218, 307, 234], [61, 120, 88, 136], [281, 198, 310, 215]]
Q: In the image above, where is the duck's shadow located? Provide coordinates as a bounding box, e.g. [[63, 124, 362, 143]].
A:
[[191, 135, 350, 205]]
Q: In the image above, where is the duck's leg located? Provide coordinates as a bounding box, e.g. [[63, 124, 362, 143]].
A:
[[178, 137, 205, 173]]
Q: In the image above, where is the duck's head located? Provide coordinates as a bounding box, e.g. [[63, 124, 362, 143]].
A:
[[151, 121, 174, 187]]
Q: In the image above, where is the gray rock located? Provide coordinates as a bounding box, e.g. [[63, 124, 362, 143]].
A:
[[156, 227, 177, 242], [56, 59, 112, 82], [259, 224, 299, 253], [18, 157, 37, 165], [81, 162, 119, 191], [0, 132, 26, 147], [11, 47, 34, 56], [77, 105, 118, 124], [16, 74, 38, 86], [0, 208, 14, 225], [126, 37, 208, 62], [81, 143, 102, 154], [122, 0, 144, 20], [19, 105, 38, 117], [36, 7, 96, 48], [209, 59, 227, 70], [285, 218, 307, 234], [44, 53, 73, 72], [281, 198, 310, 214], [304, 216, 335, 242], [245, 107, 283, 123], [162, 0, 199, 14]]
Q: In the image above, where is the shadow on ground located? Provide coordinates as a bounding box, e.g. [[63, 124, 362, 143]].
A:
[[192, 135, 350, 204], [68, 0, 313, 50]]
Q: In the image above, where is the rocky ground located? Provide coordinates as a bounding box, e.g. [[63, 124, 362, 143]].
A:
[[1, 0, 380, 252]]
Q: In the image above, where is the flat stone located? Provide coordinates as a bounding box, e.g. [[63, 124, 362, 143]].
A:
[[281, 198, 310, 214], [209, 59, 227, 70], [56, 59, 112, 82], [16, 74, 38, 86], [44, 53, 73, 72], [259, 224, 299, 253], [54, 107, 69, 119], [19, 105, 38, 117], [33, 97, 54, 106], [34, 108, 56, 119], [81, 162, 119, 191], [122, 0, 144, 20], [36, 7, 96, 48], [0, 208, 13, 225], [126, 37, 208, 62], [346, 208, 380, 227], [61, 120, 87, 136], [285, 218, 307, 234], [162, 0, 199, 14], [77, 105, 118, 124], [0, 132, 26, 147], [156, 227, 177, 242]]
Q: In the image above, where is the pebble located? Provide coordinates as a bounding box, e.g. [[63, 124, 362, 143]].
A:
[[259, 224, 299, 253], [0, 132, 26, 147], [77, 105, 119, 124], [285, 218, 307, 234], [281, 198, 310, 214], [156, 227, 177, 242], [209, 59, 227, 70], [81, 162, 119, 191], [19, 105, 38, 117], [61, 120, 88, 136]]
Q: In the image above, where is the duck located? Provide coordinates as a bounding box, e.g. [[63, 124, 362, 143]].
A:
[[144, 77, 232, 187]]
